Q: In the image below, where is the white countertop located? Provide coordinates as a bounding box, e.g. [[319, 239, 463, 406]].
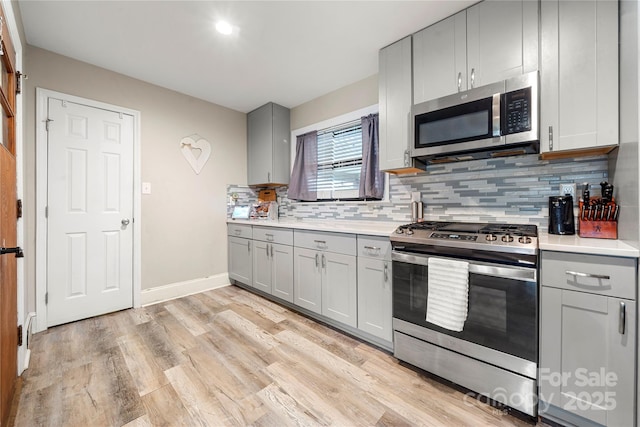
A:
[[227, 218, 401, 237], [539, 232, 640, 258], [228, 219, 640, 258]]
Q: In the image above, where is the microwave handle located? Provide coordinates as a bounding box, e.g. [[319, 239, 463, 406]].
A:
[[492, 93, 500, 137]]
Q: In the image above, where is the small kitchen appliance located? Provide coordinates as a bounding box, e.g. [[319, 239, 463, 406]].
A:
[[390, 221, 538, 416], [548, 195, 575, 235]]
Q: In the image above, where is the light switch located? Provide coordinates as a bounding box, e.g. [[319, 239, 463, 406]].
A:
[[142, 182, 152, 194]]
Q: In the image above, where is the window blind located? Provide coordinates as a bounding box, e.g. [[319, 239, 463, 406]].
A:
[[316, 120, 362, 199]]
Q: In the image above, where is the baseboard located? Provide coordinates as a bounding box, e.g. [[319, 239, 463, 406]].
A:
[[141, 273, 230, 306]]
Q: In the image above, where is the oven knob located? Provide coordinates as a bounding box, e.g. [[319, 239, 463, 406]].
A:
[[501, 234, 514, 243], [485, 234, 497, 242], [518, 236, 532, 244]]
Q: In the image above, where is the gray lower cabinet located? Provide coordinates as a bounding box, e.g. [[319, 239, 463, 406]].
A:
[[293, 230, 358, 327], [539, 251, 637, 426], [252, 226, 294, 302], [228, 235, 252, 285], [357, 235, 392, 343], [293, 247, 323, 314], [357, 257, 392, 342]]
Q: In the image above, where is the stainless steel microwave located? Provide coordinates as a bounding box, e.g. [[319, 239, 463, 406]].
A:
[[411, 71, 539, 161]]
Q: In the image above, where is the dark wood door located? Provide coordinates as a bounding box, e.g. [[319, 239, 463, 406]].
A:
[[0, 146, 16, 426], [0, 3, 19, 425]]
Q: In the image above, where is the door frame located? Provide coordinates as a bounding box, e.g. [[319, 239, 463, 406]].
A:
[[35, 88, 141, 333]]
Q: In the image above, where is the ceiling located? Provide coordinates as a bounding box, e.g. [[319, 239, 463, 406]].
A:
[[18, 1, 476, 113]]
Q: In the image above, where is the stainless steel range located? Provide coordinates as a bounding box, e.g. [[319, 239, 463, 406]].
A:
[[390, 221, 538, 416]]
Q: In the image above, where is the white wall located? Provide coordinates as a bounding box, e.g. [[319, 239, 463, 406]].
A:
[[24, 46, 247, 312]]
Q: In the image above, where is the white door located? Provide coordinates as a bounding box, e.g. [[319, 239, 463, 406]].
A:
[[47, 98, 134, 326]]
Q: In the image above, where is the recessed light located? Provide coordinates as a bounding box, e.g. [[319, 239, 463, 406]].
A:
[[216, 21, 233, 35]]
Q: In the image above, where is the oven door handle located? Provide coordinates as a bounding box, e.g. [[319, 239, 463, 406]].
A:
[[391, 251, 536, 282]]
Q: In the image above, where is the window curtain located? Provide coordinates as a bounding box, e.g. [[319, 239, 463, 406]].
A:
[[287, 131, 318, 201], [359, 113, 384, 199]]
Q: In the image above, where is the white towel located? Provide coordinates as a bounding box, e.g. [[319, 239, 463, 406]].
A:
[[426, 257, 470, 332]]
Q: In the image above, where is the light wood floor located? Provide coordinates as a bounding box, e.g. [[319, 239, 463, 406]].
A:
[[14, 285, 542, 426]]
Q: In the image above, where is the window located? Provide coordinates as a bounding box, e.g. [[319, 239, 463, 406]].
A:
[[316, 120, 363, 200]]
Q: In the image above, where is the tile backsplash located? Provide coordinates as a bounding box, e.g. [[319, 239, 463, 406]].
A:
[[228, 154, 609, 228]]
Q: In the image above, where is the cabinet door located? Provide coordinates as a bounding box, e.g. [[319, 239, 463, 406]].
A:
[[413, 12, 467, 104], [379, 36, 412, 171], [321, 252, 357, 327], [540, 287, 635, 426], [252, 240, 272, 293], [467, 0, 538, 89], [228, 236, 252, 285], [540, 0, 618, 154], [247, 103, 273, 185], [271, 103, 291, 184], [272, 243, 294, 303], [293, 247, 322, 314], [357, 258, 392, 342]]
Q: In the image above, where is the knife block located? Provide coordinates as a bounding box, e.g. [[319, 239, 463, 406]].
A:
[[578, 200, 618, 239]]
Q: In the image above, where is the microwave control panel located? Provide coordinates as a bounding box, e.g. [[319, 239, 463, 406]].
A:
[[502, 87, 531, 135]]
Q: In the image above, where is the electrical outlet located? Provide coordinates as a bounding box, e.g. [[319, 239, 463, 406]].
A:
[[559, 183, 576, 198]]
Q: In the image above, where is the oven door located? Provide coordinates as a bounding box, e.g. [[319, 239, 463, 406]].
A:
[[392, 251, 538, 364]]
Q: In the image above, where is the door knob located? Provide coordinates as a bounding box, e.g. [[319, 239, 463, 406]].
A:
[[121, 219, 130, 226], [0, 247, 23, 258]]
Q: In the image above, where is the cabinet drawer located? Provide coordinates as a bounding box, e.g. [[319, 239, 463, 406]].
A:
[[227, 224, 252, 239], [294, 230, 356, 256], [253, 226, 293, 245], [357, 235, 392, 261], [541, 251, 637, 300]]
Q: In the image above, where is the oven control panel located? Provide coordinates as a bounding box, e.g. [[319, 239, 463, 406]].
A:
[[430, 233, 478, 241]]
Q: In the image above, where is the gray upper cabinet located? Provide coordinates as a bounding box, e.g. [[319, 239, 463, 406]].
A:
[[378, 36, 418, 173], [413, 0, 538, 105], [247, 102, 290, 186], [413, 11, 466, 104], [540, 0, 618, 156]]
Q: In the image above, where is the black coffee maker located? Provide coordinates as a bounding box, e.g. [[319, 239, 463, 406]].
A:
[[549, 195, 575, 235]]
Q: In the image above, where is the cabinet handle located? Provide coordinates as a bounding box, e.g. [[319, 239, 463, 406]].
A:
[[234, 229, 241, 235], [267, 172, 271, 182], [565, 270, 610, 280], [364, 245, 381, 253], [265, 233, 274, 241], [314, 240, 327, 249], [270, 244, 273, 257], [322, 254, 326, 269], [266, 244, 269, 257], [457, 72, 462, 92], [619, 301, 626, 334], [315, 253, 319, 268], [384, 262, 388, 282], [470, 68, 475, 88], [247, 240, 251, 251], [548, 126, 553, 151]]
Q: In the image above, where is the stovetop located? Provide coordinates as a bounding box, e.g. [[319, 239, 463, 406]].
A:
[[390, 221, 538, 255]]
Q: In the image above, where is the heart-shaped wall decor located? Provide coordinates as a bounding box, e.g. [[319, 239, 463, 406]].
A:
[[180, 136, 211, 174]]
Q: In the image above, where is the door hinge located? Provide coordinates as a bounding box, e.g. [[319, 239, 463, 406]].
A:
[[45, 118, 53, 131], [16, 199, 22, 219], [45, 292, 48, 304], [17, 325, 22, 346], [16, 71, 26, 94]]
